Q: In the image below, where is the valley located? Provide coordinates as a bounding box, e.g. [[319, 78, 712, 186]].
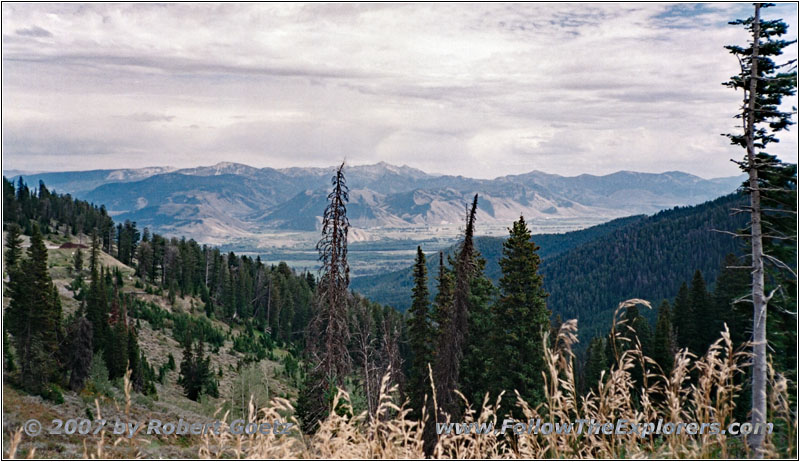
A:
[[6, 162, 743, 277], [221, 216, 612, 277]]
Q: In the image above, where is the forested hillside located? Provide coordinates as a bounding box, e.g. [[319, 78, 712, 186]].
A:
[[351, 214, 644, 309], [1, 175, 402, 456], [540, 193, 747, 337], [355, 193, 747, 340]]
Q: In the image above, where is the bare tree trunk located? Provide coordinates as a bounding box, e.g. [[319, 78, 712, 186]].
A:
[[205, 248, 210, 287], [266, 277, 272, 329], [363, 347, 373, 417], [746, 4, 767, 456]]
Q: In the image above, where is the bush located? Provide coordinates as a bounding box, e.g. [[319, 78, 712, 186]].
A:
[[85, 353, 114, 397], [171, 313, 225, 348], [40, 383, 64, 404]]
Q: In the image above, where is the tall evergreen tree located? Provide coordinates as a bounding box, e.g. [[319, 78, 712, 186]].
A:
[[758, 157, 797, 378], [688, 270, 711, 354], [713, 254, 751, 346], [434, 194, 478, 420], [3, 177, 19, 224], [69, 247, 86, 298], [458, 255, 495, 407], [487, 216, 549, 409], [422, 250, 454, 455], [432, 251, 454, 335], [73, 247, 84, 274], [67, 317, 94, 391], [724, 4, 797, 452], [622, 303, 651, 389], [653, 300, 674, 374], [89, 229, 100, 274], [671, 282, 694, 352], [584, 336, 607, 392], [407, 246, 433, 420], [5, 225, 61, 392], [86, 250, 109, 353], [4, 223, 23, 272], [178, 334, 217, 401], [105, 296, 129, 380]]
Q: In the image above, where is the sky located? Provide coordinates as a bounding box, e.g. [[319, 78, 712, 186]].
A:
[[2, 3, 797, 179]]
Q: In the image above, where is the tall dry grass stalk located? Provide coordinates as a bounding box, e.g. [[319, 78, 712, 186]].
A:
[[200, 299, 794, 459], [5, 300, 796, 459]]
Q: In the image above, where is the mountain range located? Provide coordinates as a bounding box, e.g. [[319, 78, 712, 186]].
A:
[[5, 162, 743, 242]]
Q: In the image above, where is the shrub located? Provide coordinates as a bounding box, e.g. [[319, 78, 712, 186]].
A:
[[40, 384, 64, 404]]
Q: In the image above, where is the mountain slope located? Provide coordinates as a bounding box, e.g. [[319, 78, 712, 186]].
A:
[[539, 193, 747, 338], [6, 162, 743, 241], [5, 167, 177, 195], [353, 193, 748, 340], [350, 214, 646, 310]]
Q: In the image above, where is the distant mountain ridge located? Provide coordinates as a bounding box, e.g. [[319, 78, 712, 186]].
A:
[[5, 162, 743, 242]]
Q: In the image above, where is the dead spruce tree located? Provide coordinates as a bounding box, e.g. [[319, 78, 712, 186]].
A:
[[723, 3, 797, 455], [433, 195, 478, 422], [300, 162, 352, 430]]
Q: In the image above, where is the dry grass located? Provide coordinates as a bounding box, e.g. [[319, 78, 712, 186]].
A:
[[5, 300, 797, 459]]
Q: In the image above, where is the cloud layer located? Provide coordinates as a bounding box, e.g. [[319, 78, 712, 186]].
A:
[[2, 3, 797, 178]]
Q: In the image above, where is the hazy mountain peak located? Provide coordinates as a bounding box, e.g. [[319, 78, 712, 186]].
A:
[[105, 166, 177, 181], [347, 161, 430, 179], [176, 162, 263, 177], [11, 162, 743, 241]]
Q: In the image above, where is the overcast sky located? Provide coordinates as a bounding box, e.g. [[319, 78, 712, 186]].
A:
[[2, 3, 797, 179]]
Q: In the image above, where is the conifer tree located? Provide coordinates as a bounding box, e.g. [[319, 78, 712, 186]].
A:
[[178, 334, 217, 401], [6, 225, 61, 392], [178, 335, 198, 399], [713, 254, 751, 346], [458, 254, 495, 406], [487, 216, 549, 409], [422, 250, 453, 455], [584, 336, 607, 392], [3, 177, 19, 224], [127, 328, 156, 396], [407, 246, 433, 419], [67, 317, 94, 391], [671, 282, 694, 352], [758, 158, 797, 377], [105, 319, 129, 380], [69, 247, 87, 297], [300, 162, 352, 431], [724, 4, 797, 452], [89, 228, 100, 274], [434, 194, 478, 419], [73, 247, 84, 274], [432, 251, 454, 334], [4, 223, 23, 272], [653, 300, 674, 374], [623, 303, 651, 388], [86, 254, 109, 353], [688, 270, 711, 354], [3, 329, 15, 372]]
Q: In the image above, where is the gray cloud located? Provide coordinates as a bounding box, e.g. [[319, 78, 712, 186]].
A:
[[121, 113, 176, 123], [15, 25, 52, 37], [1, 3, 797, 179]]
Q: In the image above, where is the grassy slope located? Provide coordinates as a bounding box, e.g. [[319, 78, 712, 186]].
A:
[[2, 232, 297, 458]]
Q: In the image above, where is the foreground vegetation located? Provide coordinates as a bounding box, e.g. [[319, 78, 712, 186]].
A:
[[6, 302, 795, 458]]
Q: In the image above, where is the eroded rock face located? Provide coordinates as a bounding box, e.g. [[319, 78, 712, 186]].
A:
[[16, 163, 741, 240]]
